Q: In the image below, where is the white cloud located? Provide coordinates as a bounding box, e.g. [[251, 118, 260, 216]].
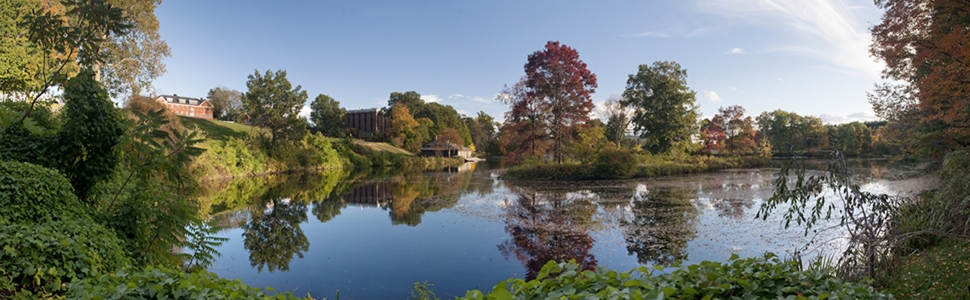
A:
[[299, 105, 311, 118], [471, 96, 491, 104], [820, 111, 878, 124], [448, 94, 464, 99], [819, 113, 847, 123], [776, 77, 784, 82], [421, 95, 443, 103], [730, 87, 738, 91], [703, 91, 723, 103], [695, 0, 883, 78], [726, 48, 745, 54], [628, 31, 669, 38]]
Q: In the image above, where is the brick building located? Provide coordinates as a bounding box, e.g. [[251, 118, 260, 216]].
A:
[[346, 108, 390, 136], [155, 94, 214, 120]]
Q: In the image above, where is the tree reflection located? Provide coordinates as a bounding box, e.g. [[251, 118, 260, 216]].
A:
[[621, 188, 698, 266], [498, 188, 598, 280], [312, 197, 346, 223], [242, 198, 309, 273]]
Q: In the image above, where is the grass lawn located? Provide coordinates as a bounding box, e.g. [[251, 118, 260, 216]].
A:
[[178, 117, 262, 142], [177, 117, 413, 155], [352, 140, 413, 155], [879, 239, 970, 299]]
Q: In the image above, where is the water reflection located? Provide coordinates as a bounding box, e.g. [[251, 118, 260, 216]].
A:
[[243, 198, 309, 273], [497, 188, 598, 280], [202, 159, 936, 299], [620, 187, 698, 266]]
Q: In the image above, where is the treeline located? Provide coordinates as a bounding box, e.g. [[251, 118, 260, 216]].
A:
[[206, 86, 500, 156], [494, 42, 892, 181]]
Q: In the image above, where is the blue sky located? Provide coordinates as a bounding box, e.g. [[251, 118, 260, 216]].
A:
[[152, 0, 885, 124]]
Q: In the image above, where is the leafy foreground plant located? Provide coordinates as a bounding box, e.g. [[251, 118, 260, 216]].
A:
[[458, 254, 891, 299], [66, 266, 309, 300]]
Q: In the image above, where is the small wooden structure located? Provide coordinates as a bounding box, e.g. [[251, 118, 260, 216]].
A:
[[420, 139, 472, 159]]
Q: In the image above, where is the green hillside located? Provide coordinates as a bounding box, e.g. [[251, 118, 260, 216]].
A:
[[353, 140, 413, 155], [178, 117, 261, 141], [178, 117, 413, 155]]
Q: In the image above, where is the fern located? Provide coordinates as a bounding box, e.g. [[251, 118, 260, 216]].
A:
[[181, 219, 230, 272]]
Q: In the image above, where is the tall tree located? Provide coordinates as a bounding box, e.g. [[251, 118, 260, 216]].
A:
[[389, 102, 420, 152], [243, 69, 308, 145], [498, 78, 549, 162], [9, 0, 130, 125], [464, 111, 498, 153], [711, 105, 757, 155], [206, 86, 244, 121], [870, 0, 970, 157], [756, 110, 827, 154], [700, 115, 726, 154], [309, 94, 347, 137], [602, 96, 631, 147], [621, 61, 700, 154], [522, 41, 597, 164], [2, 0, 169, 109], [98, 0, 171, 98], [387, 91, 424, 114]]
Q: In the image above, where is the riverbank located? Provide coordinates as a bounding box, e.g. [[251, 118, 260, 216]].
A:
[[180, 117, 464, 180], [503, 155, 767, 181]]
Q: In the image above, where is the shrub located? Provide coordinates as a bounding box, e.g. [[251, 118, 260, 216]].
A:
[[67, 266, 307, 299], [0, 218, 131, 298], [594, 147, 638, 179], [0, 160, 88, 222], [937, 149, 970, 235], [459, 254, 891, 299]]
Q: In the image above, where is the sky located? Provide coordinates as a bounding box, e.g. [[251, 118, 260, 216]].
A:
[[151, 0, 886, 124]]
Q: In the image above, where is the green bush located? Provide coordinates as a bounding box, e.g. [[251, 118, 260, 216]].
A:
[[937, 149, 970, 235], [0, 160, 88, 222], [0, 218, 131, 298], [595, 147, 638, 179], [460, 254, 891, 299], [67, 266, 307, 299]]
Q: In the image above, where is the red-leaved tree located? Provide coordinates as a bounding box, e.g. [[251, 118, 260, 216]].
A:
[[870, 0, 970, 156], [508, 41, 597, 164]]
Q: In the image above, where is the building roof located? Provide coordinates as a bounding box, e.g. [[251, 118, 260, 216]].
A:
[[422, 139, 471, 151], [156, 94, 211, 107], [347, 107, 383, 114]]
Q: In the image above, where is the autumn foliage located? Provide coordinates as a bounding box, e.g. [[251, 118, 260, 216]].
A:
[[501, 41, 597, 163], [870, 0, 970, 156]]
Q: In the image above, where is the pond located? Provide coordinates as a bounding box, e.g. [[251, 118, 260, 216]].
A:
[[203, 159, 935, 299]]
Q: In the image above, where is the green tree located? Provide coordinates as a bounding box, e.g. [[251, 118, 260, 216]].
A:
[[243, 69, 308, 145], [309, 94, 347, 137], [0, 0, 55, 94], [11, 0, 130, 125], [206, 86, 244, 121], [756, 110, 827, 154], [387, 91, 424, 114], [603, 96, 631, 147], [98, 0, 171, 98], [522, 41, 598, 164], [54, 68, 126, 201], [621, 61, 700, 154], [242, 198, 309, 273], [389, 102, 420, 152], [568, 121, 607, 164]]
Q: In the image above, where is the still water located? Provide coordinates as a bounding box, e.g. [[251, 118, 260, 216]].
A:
[[204, 159, 934, 299]]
